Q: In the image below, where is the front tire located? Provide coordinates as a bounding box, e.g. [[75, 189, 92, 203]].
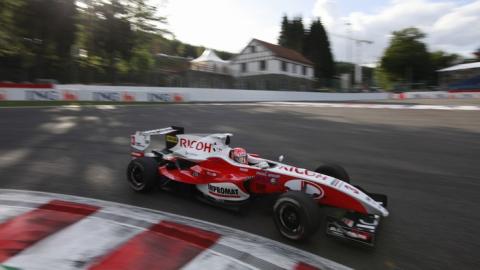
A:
[[126, 157, 159, 193], [314, 163, 350, 183], [273, 191, 320, 241]]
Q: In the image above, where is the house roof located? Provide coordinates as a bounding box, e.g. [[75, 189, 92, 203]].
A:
[[252, 39, 314, 66], [438, 62, 480, 72]]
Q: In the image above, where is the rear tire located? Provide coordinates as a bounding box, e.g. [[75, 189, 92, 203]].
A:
[[314, 163, 350, 183], [126, 157, 159, 193], [273, 191, 320, 241]]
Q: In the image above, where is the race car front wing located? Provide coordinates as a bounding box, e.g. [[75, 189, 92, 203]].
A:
[[326, 212, 381, 246]]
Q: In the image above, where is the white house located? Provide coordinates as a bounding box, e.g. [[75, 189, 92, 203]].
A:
[[229, 39, 315, 90]]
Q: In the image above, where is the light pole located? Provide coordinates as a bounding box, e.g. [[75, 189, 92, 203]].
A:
[[332, 24, 373, 89]]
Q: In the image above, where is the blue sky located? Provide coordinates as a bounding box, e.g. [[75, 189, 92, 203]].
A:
[[164, 0, 480, 64]]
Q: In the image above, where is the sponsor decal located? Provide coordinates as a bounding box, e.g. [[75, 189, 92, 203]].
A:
[[254, 171, 269, 184], [344, 185, 359, 194], [267, 173, 280, 184], [165, 135, 178, 144], [147, 93, 172, 102], [346, 231, 369, 240], [130, 135, 149, 149], [63, 91, 78, 101], [278, 165, 325, 179], [26, 90, 59, 101], [122, 92, 135, 102], [173, 94, 183, 102], [205, 171, 217, 177], [179, 138, 214, 153], [93, 92, 120, 102], [208, 184, 240, 198]]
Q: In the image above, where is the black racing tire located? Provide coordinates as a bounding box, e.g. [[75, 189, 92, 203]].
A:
[[126, 157, 159, 193], [314, 163, 350, 183], [273, 191, 321, 241]]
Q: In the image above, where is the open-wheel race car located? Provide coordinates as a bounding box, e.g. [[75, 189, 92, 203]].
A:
[[127, 126, 389, 246]]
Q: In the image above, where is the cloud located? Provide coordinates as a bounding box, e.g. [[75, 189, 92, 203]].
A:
[[312, 0, 337, 27], [313, 0, 480, 64], [165, 0, 282, 52]]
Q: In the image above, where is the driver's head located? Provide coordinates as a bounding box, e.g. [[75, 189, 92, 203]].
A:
[[230, 147, 247, 164]]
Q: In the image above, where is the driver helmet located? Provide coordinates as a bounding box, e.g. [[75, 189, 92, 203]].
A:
[[230, 147, 247, 164]]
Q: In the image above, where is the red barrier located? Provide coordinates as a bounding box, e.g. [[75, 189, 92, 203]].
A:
[[0, 83, 54, 89]]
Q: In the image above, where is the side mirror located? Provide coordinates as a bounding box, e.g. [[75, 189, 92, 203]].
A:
[[278, 155, 284, 162]]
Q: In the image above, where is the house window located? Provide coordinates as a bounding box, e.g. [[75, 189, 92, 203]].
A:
[[293, 64, 297, 73], [302, 66, 307, 75], [250, 46, 256, 53], [281, 61, 288, 72], [259, 60, 266, 71], [241, 63, 247, 73]]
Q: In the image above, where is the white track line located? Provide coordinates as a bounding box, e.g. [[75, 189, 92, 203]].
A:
[[180, 249, 257, 270], [259, 102, 480, 111], [1, 101, 480, 110]]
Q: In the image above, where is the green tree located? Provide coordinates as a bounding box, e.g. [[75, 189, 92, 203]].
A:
[[289, 17, 304, 52], [0, 0, 25, 56], [126, 0, 169, 36], [303, 19, 335, 86], [374, 66, 394, 91], [278, 15, 290, 48], [75, 0, 169, 84], [125, 0, 169, 84], [5, 0, 78, 82], [380, 27, 432, 84], [430, 50, 460, 84], [91, 0, 134, 83], [278, 15, 304, 53]]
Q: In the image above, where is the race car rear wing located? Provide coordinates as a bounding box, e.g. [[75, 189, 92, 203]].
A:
[[130, 126, 184, 151]]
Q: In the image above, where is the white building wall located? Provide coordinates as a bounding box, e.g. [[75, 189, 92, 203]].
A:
[[307, 67, 313, 77], [269, 59, 280, 74], [273, 58, 314, 80]]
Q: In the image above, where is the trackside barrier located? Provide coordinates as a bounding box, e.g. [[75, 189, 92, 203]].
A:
[[391, 90, 480, 99], [0, 83, 186, 103], [0, 83, 388, 102], [3, 83, 480, 102]]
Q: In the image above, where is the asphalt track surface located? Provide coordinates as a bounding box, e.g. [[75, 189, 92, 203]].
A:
[[1, 103, 479, 270]]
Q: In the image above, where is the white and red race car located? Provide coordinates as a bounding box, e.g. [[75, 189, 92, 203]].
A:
[[127, 126, 389, 246]]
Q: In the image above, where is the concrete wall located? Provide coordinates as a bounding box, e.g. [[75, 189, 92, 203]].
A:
[[4, 84, 480, 103]]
